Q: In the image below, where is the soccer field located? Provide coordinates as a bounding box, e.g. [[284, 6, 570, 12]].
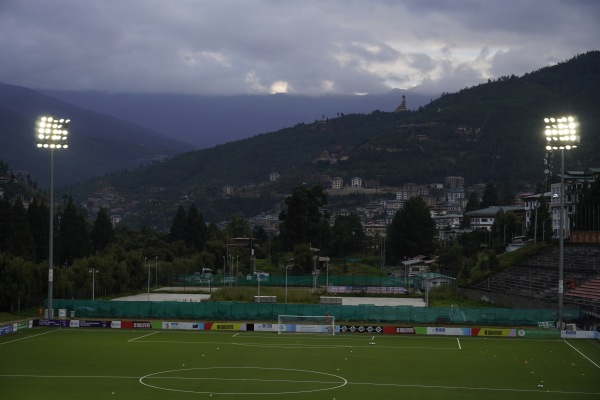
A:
[[1, 328, 599, 399]]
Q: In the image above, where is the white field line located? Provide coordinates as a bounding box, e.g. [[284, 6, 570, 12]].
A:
[[128, 331, 159, 342], [348, 381, 600, 396], [0, 374, 139, 379], [0, 329, 59, 346], [1, 373, 598, 397], [457, 338, 462, 350], [563, 340, 600, 369]]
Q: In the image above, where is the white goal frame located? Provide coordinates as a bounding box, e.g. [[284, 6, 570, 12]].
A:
[[277, 314, 335, 335]]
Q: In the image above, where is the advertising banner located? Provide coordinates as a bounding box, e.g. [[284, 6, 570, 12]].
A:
[[340, 325, 383, 334], [162, 322, 203, 330], [111, 321, 122, 329], [39, 319, 67, 327], [78, 320, 111, 328], [69, 320, 80, 328], [471, 328, 517, 337], [426, 327, 470, 336], [561, 330, 599, 339], [120, 321, 152, 329], [254, 323, 276, 332], [0, 325, 13, 336], [207, 323, 247, 331], [516, 329, 560, 338], [296, 324, 331, 334], [14, 321, 31, 332]]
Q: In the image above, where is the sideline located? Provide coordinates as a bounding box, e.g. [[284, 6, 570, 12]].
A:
[[563, 340, 600, 369]]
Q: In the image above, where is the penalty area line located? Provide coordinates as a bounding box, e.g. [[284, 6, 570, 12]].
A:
[[128, 331, 160, 342], [0, 329, 59, 346]]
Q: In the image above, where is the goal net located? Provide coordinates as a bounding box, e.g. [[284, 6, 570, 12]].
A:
[[277, 314, 335, 335]]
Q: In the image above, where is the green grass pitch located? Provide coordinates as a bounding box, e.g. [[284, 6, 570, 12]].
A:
[[1, 328, 599, 399]]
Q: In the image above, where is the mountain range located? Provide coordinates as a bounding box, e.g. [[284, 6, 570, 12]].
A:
[[38, 90, 433, 149], [0, 83, 193, 187], [1, 51, 599, 227], [0, 82, 429, 187]]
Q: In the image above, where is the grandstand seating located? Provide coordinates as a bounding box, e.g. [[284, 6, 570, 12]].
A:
[[565, 275, 600, 310], [471, 245, 600, 309]]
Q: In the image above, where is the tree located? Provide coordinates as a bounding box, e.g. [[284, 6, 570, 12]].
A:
[[490, 210, 520, 252], [186, 203, 207, 250], [0, 197, 11, 251], [279, 186, 330, 250], [292, 243, 316, 275], [227, 214, 251, 238], [480, 183, 498, 208], [57, 196, 91, 265], [27, 198, 49, 262], [387, 197, 436, 261], [7, 200, 36, 260], [91, 208, 115, 252], [331, 214, 365, 257], [169, 205, 187, 243], [461, 192, 480, 228]]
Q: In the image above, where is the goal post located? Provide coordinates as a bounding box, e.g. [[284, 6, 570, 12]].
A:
[[277, 314, 336, 335]]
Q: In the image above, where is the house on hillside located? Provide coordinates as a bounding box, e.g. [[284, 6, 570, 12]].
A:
[[351, 177, 362, 188], [331, 177, 344, 190], [463, 206, 525, 231], [549, 167, 600, 240], [520, 192, 552, 235]]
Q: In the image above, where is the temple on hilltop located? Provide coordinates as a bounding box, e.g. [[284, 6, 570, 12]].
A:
[[395, 95, 407, 112]]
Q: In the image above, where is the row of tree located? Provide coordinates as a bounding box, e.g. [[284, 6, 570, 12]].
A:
[[3, 177, 598, 313]]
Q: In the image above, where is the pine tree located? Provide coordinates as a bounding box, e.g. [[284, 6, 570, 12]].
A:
[[186, 203, 207, 250], [387, 196, 435, 261], [27, 198, 49, 262], [480, 183, 499, 208], [58, 197, 91, 266], [169, 205, 187, 243], [92, 208, 115, 252], [8, 200, 36, 260]]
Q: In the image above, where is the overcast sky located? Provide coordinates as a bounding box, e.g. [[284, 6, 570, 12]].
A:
[[1, 0, 598, 96]]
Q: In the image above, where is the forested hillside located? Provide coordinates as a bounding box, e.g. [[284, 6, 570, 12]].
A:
[[61, 52, 600, 226]]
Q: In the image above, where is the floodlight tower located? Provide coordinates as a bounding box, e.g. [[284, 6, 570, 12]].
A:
[[36, 115, 70, 317], [543, 116, 579, 329]]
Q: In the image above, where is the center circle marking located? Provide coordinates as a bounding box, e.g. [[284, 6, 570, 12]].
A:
[[139, 366, 347, 395]]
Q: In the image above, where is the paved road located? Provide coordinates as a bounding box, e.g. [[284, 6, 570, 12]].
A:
[[113, 289, 425, 307]]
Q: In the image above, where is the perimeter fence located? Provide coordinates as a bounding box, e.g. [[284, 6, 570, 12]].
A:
[[51, 299, 578, 326]]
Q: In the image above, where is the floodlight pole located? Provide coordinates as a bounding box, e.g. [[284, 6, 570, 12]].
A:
[[558, 149, 565, 328], [285, 265, 288, 304], [37, 115, 69, 318], [155, 255, 158, 289], [146, 257, 150, 301], [543, 116, 579, 330], [48, 149, 55, 317]]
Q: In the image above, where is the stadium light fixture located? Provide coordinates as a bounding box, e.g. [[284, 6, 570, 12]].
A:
[[543, 116, 579, 330], [36, 115, 70, 318]]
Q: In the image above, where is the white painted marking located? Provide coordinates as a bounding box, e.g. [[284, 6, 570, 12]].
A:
[[128, 331, 159, 342], [563, 340, 600, 369]]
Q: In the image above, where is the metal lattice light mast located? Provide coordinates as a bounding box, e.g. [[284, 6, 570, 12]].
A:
[[36, 115, 70, 318], [543, 116, 579, 329]]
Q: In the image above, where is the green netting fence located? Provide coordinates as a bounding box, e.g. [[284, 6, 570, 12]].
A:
[[51, 299, 578, 326]]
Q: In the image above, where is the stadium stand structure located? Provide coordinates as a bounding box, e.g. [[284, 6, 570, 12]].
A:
[[469, 245, 600, 313]]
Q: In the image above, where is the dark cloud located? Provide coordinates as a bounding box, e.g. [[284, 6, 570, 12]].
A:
[[0, 0, 597, 96]]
